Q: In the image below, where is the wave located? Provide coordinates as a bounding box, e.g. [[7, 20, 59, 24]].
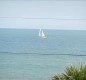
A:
[[0, 51, 38, 54], [41, 53, 86, 57], [0, 51, 86, 57]]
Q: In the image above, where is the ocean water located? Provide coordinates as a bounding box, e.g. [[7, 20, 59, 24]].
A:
[[0, 29, 86, 80]]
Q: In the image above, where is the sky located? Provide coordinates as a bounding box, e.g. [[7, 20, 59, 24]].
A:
[[0, 0, 86, 30]]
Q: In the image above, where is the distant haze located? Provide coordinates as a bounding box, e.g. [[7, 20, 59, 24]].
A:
[[0, 0, 86, 30]]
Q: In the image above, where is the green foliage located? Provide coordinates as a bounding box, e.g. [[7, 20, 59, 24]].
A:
[[52, 65, 86, 80]]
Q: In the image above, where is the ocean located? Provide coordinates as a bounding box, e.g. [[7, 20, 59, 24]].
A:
[[0, 29, 86, 80]]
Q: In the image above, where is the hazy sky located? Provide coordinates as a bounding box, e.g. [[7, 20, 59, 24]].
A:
[[0, 0, 86, 29]]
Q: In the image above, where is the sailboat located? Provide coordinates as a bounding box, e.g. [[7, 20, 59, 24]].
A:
[[39, 28, 46, 38]]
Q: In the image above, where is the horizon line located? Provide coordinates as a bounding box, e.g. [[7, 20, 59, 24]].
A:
[[0, 28, 86, 30], [0, 0, 86, 1]]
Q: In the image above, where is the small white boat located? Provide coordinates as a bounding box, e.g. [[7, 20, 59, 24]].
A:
[[39, 28, 46, 38]]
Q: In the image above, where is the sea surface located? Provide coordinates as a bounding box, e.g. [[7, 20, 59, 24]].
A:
[[0, 29, 86, 80]]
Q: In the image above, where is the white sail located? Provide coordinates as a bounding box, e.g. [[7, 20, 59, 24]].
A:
[[39, 29, 46, 38], [42, 30, 45, 37], [39, 28, 41, 37]]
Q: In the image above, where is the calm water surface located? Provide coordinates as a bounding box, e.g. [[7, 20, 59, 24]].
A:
[[0, 29, 86, 80]]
